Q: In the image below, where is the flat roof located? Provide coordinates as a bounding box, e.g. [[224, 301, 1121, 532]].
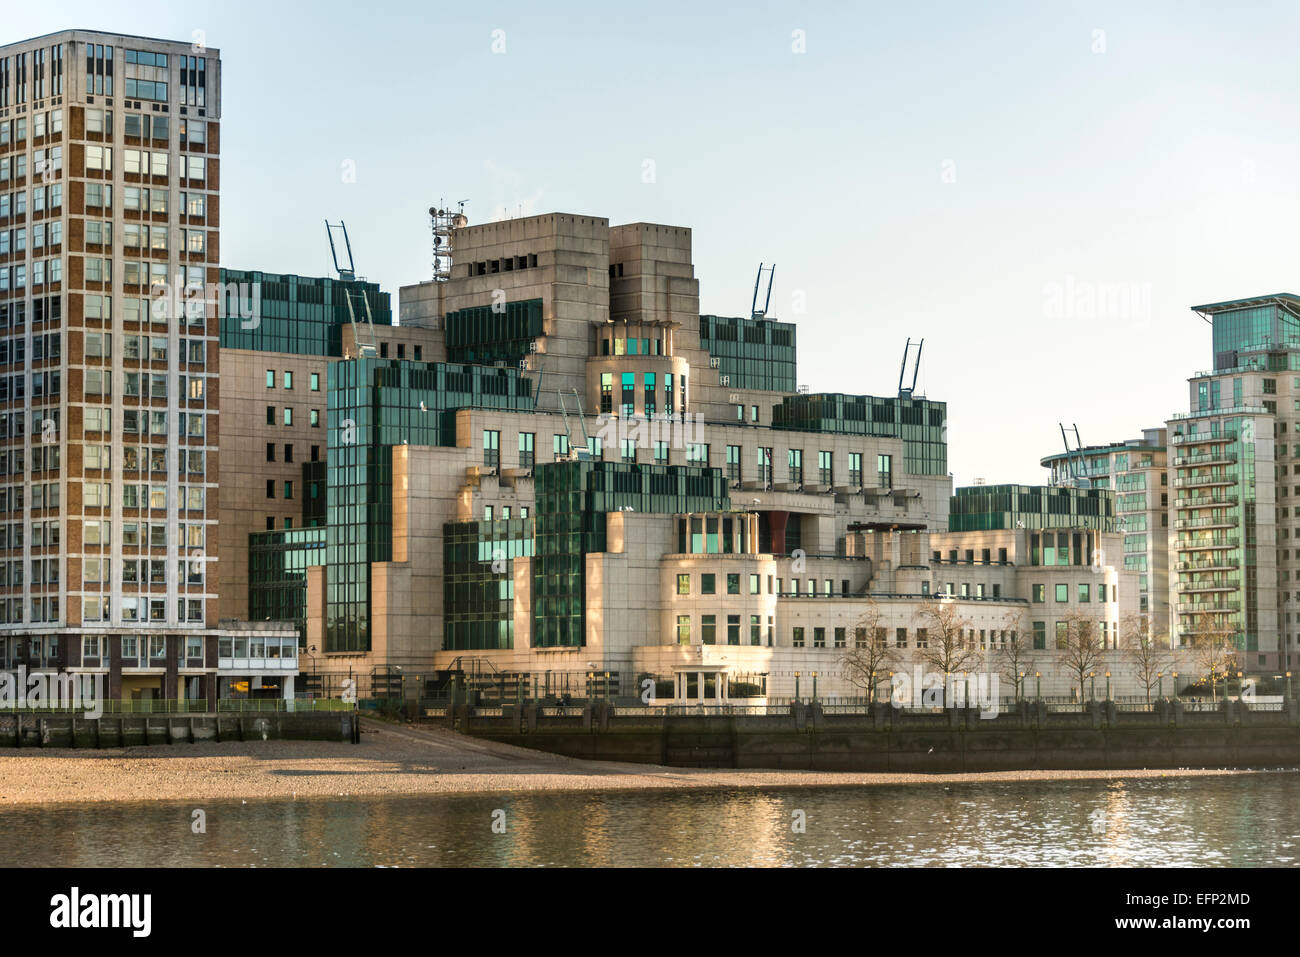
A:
[[0, 29, 220, 53], [1190, 293, 1300, 314]]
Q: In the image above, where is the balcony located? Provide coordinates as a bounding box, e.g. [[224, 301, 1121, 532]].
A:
[[1174, 515, 1239, 530], [1173, 493, 1238, 509], [1174, 451, 1237, 468], [1175, 558, 1239, 572], [1174, 472, 1239, 489], [1176, 578, 1240, 593], [1170, 405, 1268, 421], [1171, 431, 1238, 446], [1177, 535, 1240, 550], [1176, 601, 1242, 614]]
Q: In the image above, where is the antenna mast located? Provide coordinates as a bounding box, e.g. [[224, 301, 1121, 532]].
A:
[[429, 199, 468, 282], [898, 338, 925, 398], [751, 263, 776, 319], [1059, 423, 1089, 487], [325, 220, 378, 359]]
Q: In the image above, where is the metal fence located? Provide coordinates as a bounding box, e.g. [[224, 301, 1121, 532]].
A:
[[0, 698, 354, 714]]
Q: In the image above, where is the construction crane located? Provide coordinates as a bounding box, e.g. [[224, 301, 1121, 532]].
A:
[[325, 220, 379, 359], [1059, 423, 1090, 488], [751, 263, 775, 319], [898, 338, 924, 398]]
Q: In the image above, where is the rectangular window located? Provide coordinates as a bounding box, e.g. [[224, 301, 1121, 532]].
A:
[[676, 573, 690, 595]]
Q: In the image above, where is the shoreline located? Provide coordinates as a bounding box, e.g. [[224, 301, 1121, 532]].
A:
[[0, 720, 1285, 807]]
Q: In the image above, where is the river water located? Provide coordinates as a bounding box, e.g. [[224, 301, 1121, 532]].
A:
[[3, 773, 1297, 867]]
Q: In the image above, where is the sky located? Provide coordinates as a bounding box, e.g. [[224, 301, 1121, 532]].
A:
[[11, 0, 1300, 485]]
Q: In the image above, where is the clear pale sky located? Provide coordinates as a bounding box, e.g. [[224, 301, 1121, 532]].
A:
[[12, 1, 1300, 485]]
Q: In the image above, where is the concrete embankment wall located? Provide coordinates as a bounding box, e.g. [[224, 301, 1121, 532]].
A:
[[456, 700, 1300, 772], [0, 712, 360, 748]]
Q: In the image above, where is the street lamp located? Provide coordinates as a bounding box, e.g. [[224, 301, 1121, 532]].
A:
[[1089, 671, 1096, 703], [1105, 671, 1111, 702], [812, 671, 818, 702], [794, 671, 801, 702], [1035, 671, 1041, 699]]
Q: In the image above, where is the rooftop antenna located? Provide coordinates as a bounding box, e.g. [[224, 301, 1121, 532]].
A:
[[558, 389, 593, 460], [751, 263, 775, 319], [325, 220, 378, 358], [898, 338, 925, 398], [1059, 423, 1090, 488], [429, 199, 468, 283]]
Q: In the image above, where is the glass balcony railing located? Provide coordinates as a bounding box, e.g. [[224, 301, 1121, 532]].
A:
[[1173, 451, 1238, 467], [1176, 600, 1242, 614], [1173, 472, 1239, 489], [1175, 558, 1240, 572], [1178, 540, 1241, 553], [1171, 431, 1238, 445]]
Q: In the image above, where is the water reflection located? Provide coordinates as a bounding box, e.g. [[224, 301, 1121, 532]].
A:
[[2, 774, 1298, 867]]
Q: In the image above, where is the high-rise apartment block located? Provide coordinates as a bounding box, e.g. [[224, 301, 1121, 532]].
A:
[[1041, 430, 1171, 638], [0, 30, 242, 700]]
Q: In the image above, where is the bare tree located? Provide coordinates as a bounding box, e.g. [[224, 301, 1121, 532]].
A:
[[1120, 613, 1174, 706], [1057, 611, 1107, 703], [994, 608, 1037, 700], [914, 598, 980, 706], [1187, 612, 1240, 703], [839, 598, 897, 704]]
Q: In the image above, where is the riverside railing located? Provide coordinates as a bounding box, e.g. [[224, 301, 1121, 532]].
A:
[[0, 698, 354, 714]]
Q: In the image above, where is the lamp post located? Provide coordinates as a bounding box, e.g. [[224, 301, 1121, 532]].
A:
[[794, 671, 801, 703], [1035, 671, 1041, 699], [812, 671, 818, 702], [1018, 671, 1026, 701], [1157, 672, 1163, 700], [1172, 671, 1178, 702], [1089, 671, 1096, 703], [1289, 671, 1294, 700], [1105, 671, 1111, 702]]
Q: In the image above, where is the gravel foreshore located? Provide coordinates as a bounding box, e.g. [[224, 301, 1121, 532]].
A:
[[0, 719, 1269, 807]]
